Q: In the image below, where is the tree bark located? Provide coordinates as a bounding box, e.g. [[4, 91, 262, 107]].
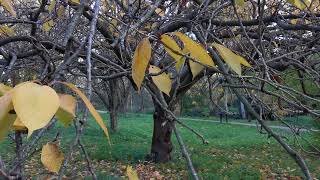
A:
[[109, 79, 119, 132], [110, 108, 118, 132], [239, 101, 246, 119], [14, 131, 23, 179], [150, 104, 173, 163]]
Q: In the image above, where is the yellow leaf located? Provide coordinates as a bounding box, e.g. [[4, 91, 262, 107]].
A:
[[235, 0, 245, 6], [0, 25, 15, 37], [42, 19, 55, 32], [55, 94, 76, 127], [0, 83, 12, 96], [291, 19, 298, 24], [108, 19, 118, 37], [212, 43, 251, 75], [57, 5, 65, 18], [13, 118, 27, 131], [0, 0, 16, 17], [189, 60, 204, 79], [57, 82, 110, 143], [155, 8, 165, 17], [149, 65, 172, 96], [288, 0, 311, 9], [41, 142, 64, 173], [0, 93, 14, 140], [48, 0, 56, 13], [174, 32, 214, 67], [160, 34, 185, 71], [12, 82, 60, 137], [126, 166, 139, 180], [132, 38, 151, 91], [69, 0, 80, 5]]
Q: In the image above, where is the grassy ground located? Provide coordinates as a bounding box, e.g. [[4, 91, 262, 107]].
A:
[[0, 113, 319, 179]]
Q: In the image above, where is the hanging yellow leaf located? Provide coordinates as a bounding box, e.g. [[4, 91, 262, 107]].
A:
[[132, 38, 151, 91], [189, 60, 204, 79], [0, 25, 15, 37], [69, 0, 80, 5], [174, 32, 215, 67], [42, 19, 55, 32], [48, 0, 56, 13], [310, 0, 320, 12], [212, 43, 251, 75], [235, 0, 245, 6], [0, 0, 16, 17], [155, 8, 165, 17], [41, 142, 64, 173], [55, 94, 76, 127], [290, 19, 299, 24], [122, 0, 128, 9], [12, 118, 27, 131], [57, 5, 65, 18], [160, 34, 186, 71], [12, 82, 60, 137], [57, 82, 110, 143], [126, 166, 139, 180], [108, 19, 119, 37], [149, 65, 172, 96], [0, 93, 15, 140], [288, 0, 311, 9], [0, 83, 12, 96]]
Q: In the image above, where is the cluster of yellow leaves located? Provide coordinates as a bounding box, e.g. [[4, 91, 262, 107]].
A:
[[288, 0, 311, 9], [0, 25, 15, 37], [0, 0, 16, 17], [132, 32, 251, 96], [42, 19, 55, 32], [212, 43, 251, 75], [131, 38, 173, 96], [48, 0, 56, 13], [0, 81, 109, 142], [69, 0, 80, 5], [42, 0, 66, 32], [235, 0, 245, 6], [160, 32, 214, 79], [0, 81, 110, 172]]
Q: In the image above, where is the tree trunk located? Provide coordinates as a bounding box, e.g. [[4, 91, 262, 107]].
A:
[[14, 131, 23, 179], [150, 104, 173, 163], [110, 108, 118, 132], [224, 88, 229, 112], [109, 79, 119, 132], [239, 101, 246, 119]]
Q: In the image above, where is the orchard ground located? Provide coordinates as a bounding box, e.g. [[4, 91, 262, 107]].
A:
[[0, 113, 319, 179]]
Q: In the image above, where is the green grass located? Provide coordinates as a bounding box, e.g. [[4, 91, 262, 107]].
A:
[[1, 113, 319, 179]]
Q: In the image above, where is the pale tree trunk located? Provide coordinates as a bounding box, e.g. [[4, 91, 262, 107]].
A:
[[224, 88, 229, 112], [240, 101, 246, 119]]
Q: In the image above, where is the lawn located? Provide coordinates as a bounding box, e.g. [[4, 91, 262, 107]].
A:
[[0, 113, 319, 179]]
